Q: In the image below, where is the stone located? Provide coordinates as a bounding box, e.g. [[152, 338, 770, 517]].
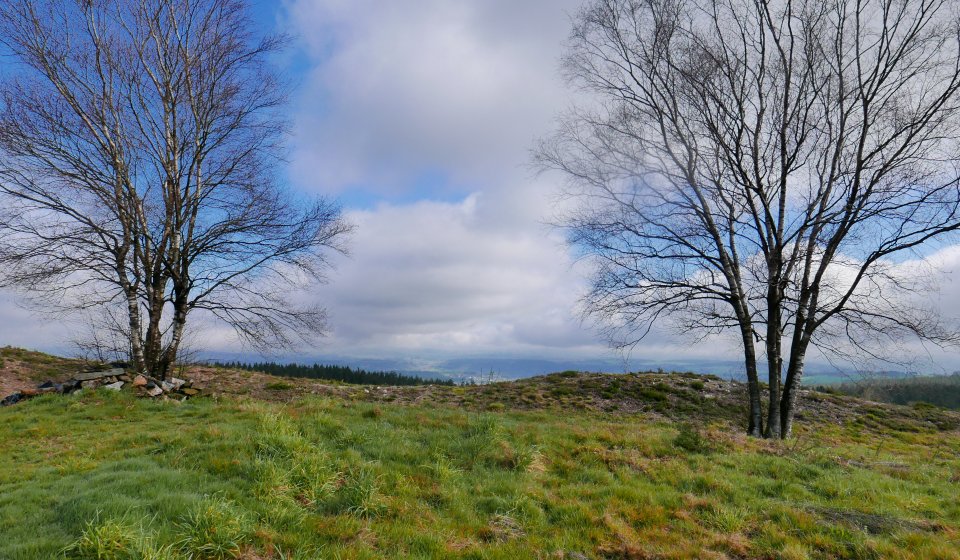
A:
[[181, 388, 200, 396], [81, 380, 101, 389], [132, 375, 147, 387], [146, 386, 163, 397], [61, 380, 81, 394], [103, 381, 124, 391], [21, 388, 40, 397], [161, 381, 174, 392], [74, 368, 124, 382], [1, 392, 25, 406], [168, 377, 186, 390], [37, 380, 56, 390]]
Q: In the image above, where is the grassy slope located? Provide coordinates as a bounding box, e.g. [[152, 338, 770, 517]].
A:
[[0, 355, 959, 559]]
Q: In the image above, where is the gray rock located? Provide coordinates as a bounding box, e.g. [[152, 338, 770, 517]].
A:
[[103, 381, 124, 391], [74, 368, 125, 382], [146, 386, 163, 397]]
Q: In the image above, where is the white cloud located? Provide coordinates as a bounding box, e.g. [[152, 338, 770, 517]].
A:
[[285, 0, 582, 193], [317, 191, 608, 356]]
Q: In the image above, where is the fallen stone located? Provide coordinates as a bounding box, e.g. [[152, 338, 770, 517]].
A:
[[168, 377, 186, 390], [118, 374, 131, 382], [146, 386, 163, 397], [61, 380, 81, 394], [74, 368, 125, 382], [161, 381, 175, 392], [37, 380, 56, 390], [0, 393, 24, 406], [181, 388, 200, 396], [80, 380, 101, 390], [21, 388, 40, 397], [132, 375, 147, 387], [103, 381, 124, 391]]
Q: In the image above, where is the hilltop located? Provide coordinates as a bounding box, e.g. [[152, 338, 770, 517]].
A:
[[1, 347, 959, 559]]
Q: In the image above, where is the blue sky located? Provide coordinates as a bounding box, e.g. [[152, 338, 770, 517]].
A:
[[2, 0, 960, 375]]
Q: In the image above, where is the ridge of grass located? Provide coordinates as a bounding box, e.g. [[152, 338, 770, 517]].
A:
[[1, 388, 959, 559]]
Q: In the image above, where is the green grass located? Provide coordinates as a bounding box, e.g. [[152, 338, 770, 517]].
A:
[[1, 389, 959, 559]]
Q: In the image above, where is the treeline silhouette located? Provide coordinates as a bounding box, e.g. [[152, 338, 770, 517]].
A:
[[824, 374, 960, 410], [215, 361, 455, 387]]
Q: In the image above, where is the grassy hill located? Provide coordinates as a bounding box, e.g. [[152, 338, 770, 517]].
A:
[[1, 349, 959, 559], [824, 374, 960, 411]]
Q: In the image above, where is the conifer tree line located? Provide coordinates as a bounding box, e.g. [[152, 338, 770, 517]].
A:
[[216, 361, 455, 387]]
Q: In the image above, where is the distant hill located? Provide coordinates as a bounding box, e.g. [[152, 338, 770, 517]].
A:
[[823, 374, 960, 410]]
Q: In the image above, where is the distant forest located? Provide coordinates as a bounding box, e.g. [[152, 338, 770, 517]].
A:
[[215, 361, 455, 387], [825, 374, 960, 410]]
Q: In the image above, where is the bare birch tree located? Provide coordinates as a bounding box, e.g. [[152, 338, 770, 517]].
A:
[[0, 0, 351, 378], [538, 0, 960, 438]]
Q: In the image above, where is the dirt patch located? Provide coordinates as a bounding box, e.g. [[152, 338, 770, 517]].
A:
[[0, 347, 83, 397], [811, 506, 943, 535]]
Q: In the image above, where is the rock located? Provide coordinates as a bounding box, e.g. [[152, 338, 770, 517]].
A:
[[118, 374, 131, 382], [74, 368, 124, 382], [181, 388, 200, 397], [37, 380, 56, 390], [21, 388, 40, 397], [0, 392, 25, 406], [132, 375, 148, 387], [168, 377, 186, 390], [103, 381, 124, 391], [161, 381, 175, 392], [81, 380, 101, 389], [146, 386, 163, 397]]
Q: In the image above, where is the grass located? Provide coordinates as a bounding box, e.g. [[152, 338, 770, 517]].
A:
[[0, 388, 959, 559]]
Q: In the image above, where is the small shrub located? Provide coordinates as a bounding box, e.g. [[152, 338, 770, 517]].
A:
[[362, 406, 383, 419], [638, 388, 668, 402], [264, 382, 293, 391], [176, 497, 251, 560], [673, 423, 712, 454]]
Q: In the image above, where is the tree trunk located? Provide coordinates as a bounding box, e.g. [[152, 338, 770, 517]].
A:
[[780, 337, 810, 439], [739, 324, 763, 437], [123, 285, 145, 373], [765, 336, 782, 439], [156, 292, 189, 380]]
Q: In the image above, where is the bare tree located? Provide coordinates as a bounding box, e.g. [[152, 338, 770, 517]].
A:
[[538, 0, 960, 438], [0, 0, 351, 378]]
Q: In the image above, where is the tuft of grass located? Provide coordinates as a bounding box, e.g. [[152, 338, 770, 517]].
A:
[[175, 497, 251, 560], [65, 516, 141, 560]]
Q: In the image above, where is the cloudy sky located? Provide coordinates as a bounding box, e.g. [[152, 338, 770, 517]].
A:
[[2, 0, 960, 374]]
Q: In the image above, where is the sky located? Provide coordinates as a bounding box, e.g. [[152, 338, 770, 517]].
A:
[[1, 0, 960, 375]]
